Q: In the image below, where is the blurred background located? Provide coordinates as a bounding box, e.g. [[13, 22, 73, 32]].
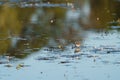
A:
[[0, 0, 120, 58]]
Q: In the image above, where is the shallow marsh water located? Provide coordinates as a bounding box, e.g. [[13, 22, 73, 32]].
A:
[[0, 0, 120, 80], [1, 30, 120, 80]]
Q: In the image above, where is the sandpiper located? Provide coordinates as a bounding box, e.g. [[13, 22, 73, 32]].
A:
[[75, 41, 81, 48]]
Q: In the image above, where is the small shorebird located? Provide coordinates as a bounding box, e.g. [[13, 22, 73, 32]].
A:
[[75, 41, 81, 48]]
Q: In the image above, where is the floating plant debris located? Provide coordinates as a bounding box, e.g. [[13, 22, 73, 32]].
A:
[[36, 56, 58, 61], [59, 61, 71, 64]]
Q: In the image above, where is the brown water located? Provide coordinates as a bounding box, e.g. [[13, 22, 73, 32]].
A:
[[0, 0, 119, 58], [0, 0, 120, 80]]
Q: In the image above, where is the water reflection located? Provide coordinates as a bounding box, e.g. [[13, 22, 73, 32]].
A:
[[0, 4, 21, 55], [0, 0, 119, 59], [90, 0, 120, 29]]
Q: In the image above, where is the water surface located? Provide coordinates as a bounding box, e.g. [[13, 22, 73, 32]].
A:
[[0, 0, 120, 80]]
